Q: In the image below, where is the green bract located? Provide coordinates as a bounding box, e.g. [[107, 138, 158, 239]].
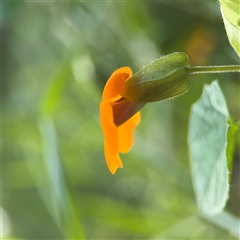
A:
[[124, 52, 190, 102]]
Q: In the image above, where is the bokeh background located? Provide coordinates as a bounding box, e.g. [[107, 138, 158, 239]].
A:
[[2, 1, 240, 239]]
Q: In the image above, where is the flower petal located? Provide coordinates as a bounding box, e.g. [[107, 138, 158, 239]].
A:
[[100, 101, 118, 155], [104, 143, 123, 174], [100, 66, 142, 174], [118, 112, 140, 153], [102, 67, 132, 101]]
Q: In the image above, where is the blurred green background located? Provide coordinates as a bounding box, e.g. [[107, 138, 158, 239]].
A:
[[2, 1, 240, 239]]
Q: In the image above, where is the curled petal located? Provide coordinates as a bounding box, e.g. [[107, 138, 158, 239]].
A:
[[102, 67, 132, 101]]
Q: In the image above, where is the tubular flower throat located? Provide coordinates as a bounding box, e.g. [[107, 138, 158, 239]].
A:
[[100, 67, 145, 174]]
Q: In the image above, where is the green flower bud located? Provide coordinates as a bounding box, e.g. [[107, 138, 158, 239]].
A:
[[124, 52, 190, 102]]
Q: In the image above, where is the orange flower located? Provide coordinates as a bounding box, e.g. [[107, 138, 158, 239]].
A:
[[100, 67, 145, 174], [100, 53, 190, 174]]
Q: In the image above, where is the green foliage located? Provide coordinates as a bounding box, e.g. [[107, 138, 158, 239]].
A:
[[125, 52, 190, 102], [219, 0, 240, 56], [188, 81, 229, 215]]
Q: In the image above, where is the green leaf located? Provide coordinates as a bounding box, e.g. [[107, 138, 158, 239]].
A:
[[219, 0, 240, 56], [188, 81, 229, 215]]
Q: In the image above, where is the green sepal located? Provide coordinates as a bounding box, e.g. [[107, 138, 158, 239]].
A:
[[124, 52, 190, 102]]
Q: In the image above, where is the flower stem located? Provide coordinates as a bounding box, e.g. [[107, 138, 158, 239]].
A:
[[188, 65, 240, 74]]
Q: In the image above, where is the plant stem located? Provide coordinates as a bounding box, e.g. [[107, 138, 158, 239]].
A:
[[188, 65, 240, 74]]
